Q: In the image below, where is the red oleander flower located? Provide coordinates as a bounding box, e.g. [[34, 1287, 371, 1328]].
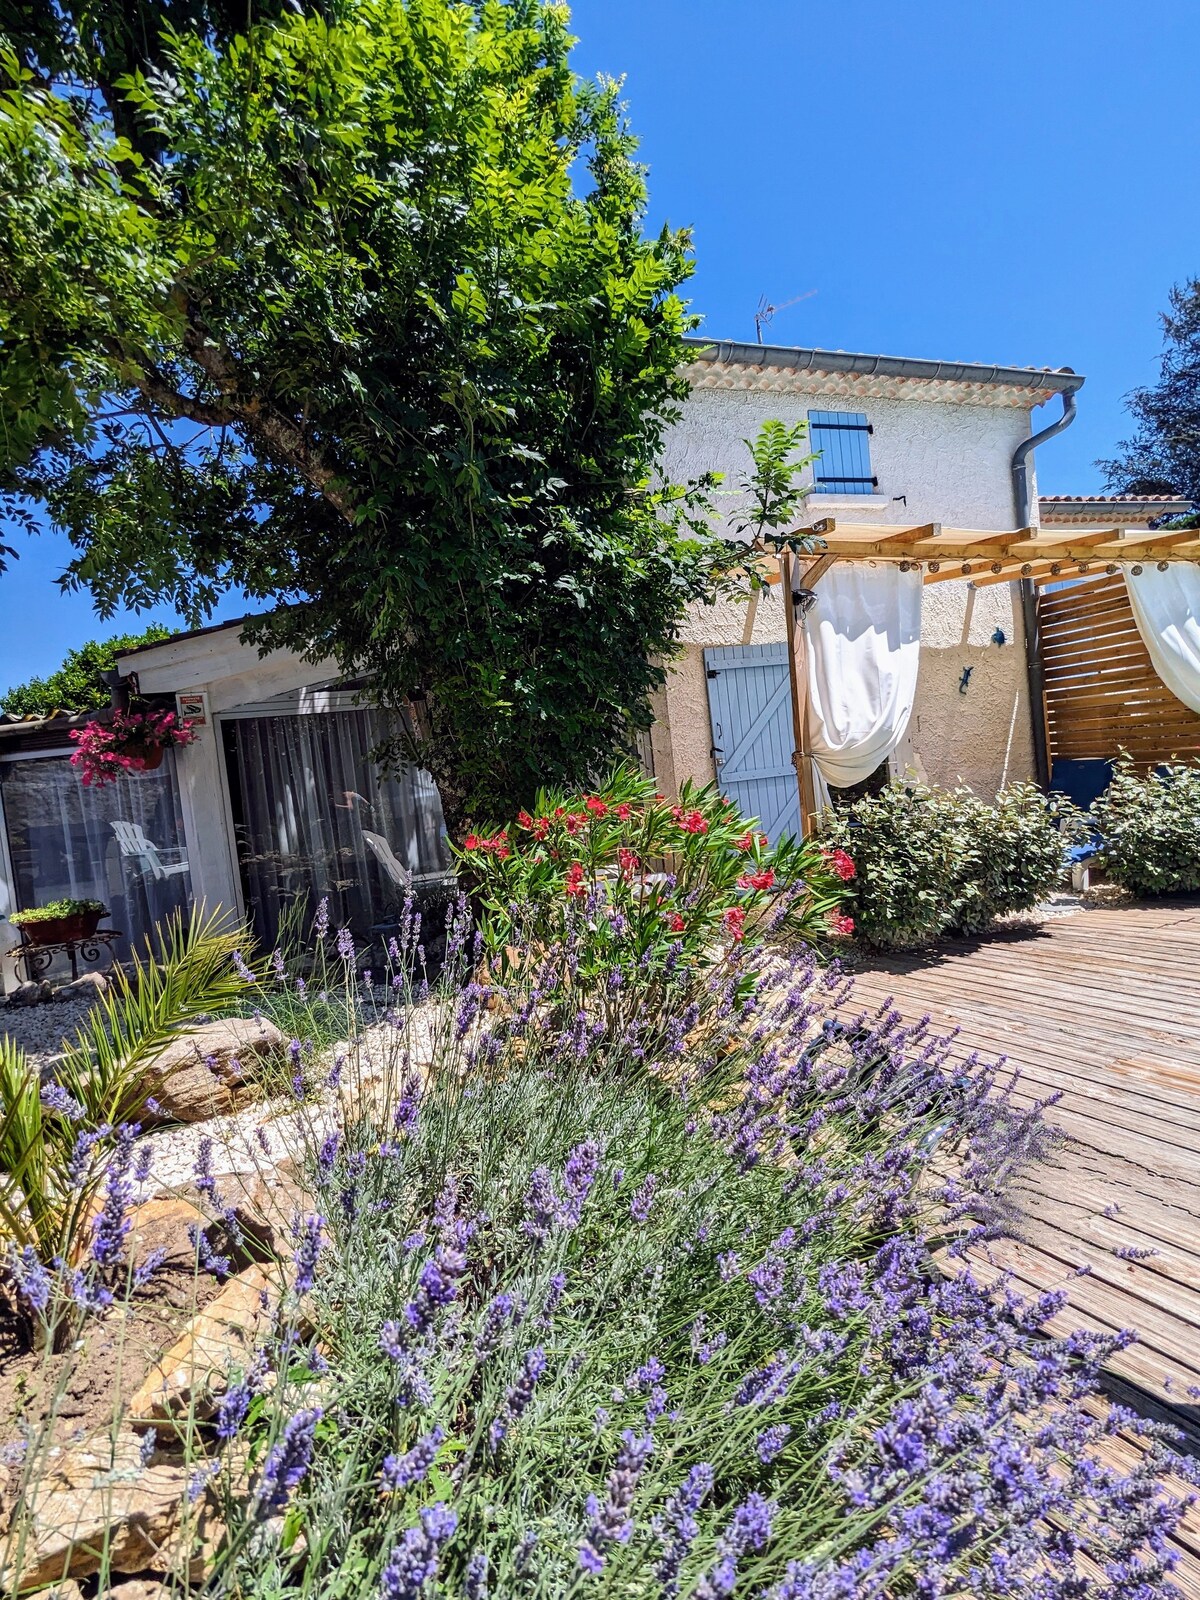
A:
[[618, 847, 640, 879], [463, 835, 481, 851], [829, 911, 855, 936], [825, 848, 856, 882], [516, 810, 534, 829], [563, 862, 587, 898], [738, 868, 776, 892], [735, 832, 754, 852], [532, 816, 551, 841], [584, 796, 608, 816], [564, 812, 587, 836], [722, 906, 747, 942], [675, 809, 708, 835], [664, 911, 686, 933], [613, 802, 633, 821]]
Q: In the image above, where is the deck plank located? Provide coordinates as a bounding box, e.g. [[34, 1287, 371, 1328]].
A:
[[843, 899, 1200, 1586]]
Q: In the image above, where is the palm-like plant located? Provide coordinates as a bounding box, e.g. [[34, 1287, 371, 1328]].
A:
[[0, 908, 260, 1263]]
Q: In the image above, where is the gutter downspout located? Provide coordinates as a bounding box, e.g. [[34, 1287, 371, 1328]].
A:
[[1010, 380, 1083, 790]]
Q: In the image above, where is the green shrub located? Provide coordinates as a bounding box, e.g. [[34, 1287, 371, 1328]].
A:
[[1092, 755, 1200, 895], [821, 780, 1082, 949]]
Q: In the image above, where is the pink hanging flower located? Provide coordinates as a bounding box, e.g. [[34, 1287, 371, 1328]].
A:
[[69, 708, 197, 788]]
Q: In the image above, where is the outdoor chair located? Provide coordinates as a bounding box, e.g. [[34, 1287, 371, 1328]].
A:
[[111, 820, 190, 882], [361, 828, 415, 892]]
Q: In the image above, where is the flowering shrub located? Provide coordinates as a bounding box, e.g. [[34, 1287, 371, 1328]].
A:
[[3, 909, 1194, 1594], [69, 705, 196, 786], [452, 768, 851, 1027], [821, 780, 1084, 949], [1092, 755, 1200, 896]]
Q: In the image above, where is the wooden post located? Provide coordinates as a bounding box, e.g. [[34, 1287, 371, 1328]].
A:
[[780, 549, 819, 838]]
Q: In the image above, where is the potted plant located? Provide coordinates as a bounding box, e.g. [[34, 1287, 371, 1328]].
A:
[[69, 707, 197, 787], [10, 898, 108, 946]]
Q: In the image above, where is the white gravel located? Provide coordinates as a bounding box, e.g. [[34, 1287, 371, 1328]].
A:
[[0, 994, 100, 1066]]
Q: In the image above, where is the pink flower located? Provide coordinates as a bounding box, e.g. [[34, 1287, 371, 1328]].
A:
[[564, 862, 587, 898], [722, 906, 747, 942], [824, 849, 856, 882], [829, 912, 855, 936], [738, 869, 775, 892]]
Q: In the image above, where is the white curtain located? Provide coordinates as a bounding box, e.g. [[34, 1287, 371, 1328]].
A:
[[227, 709, 448, 951], [1123, 564, 1200, 714], [803, 562, 923, 792]]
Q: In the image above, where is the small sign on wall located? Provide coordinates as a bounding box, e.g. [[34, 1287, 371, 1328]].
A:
[[177, 691, 209, 728]]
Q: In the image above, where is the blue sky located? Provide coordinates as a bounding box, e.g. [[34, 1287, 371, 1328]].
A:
[[3, 0, 1198, 695]]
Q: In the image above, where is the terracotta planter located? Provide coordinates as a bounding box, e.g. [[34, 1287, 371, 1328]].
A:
[[18, 907, 105, 946], [119, 742, 165, 771]]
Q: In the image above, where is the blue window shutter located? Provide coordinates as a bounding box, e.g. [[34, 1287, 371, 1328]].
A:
[[807, 410, 877, 494]]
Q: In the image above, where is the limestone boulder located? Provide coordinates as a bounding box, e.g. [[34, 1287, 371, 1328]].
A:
[[55, 970, 108, 1003], [129, 1264, 281, 1422], [3, 1427, 218, 1589], [6, 980, 43, 1008], [139, 1017, 285, 1123]]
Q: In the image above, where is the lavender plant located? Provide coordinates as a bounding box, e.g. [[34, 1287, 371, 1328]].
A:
[[175, 910, 1194, 1600]]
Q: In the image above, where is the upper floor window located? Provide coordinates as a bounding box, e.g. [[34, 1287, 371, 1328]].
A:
[[807, 410, 877, 494]]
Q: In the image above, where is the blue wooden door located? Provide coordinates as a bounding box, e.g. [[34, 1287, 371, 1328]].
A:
[[703, 643, 801, 842]]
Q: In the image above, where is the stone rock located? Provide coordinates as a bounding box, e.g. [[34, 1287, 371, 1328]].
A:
[[34, 1582, 85, 1600], [55, 970, 108, 1002], [129, 1264, 281, 1422], [108, 1584, 170, 1600], [7, 980, 43, 1008], [139, 1017, 285, 1123], [181, 1161, 313, 1262], [38, 980, 54, 1003], [3, 1427, 219, 1588]]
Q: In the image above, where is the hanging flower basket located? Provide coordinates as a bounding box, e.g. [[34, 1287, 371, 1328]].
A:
[[70, 707, 197, 788]]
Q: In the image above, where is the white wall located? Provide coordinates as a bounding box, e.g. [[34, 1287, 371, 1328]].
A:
[[653, 383, 1038, 799]]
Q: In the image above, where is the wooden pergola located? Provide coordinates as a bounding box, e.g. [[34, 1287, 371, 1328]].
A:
[[754, 518, 1200, 836]]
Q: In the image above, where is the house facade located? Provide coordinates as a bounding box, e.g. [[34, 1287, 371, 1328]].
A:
[[14, 335, 1176, 991], [645, 338, 1085, 832]]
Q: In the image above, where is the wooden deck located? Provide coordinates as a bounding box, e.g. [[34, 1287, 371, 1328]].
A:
[[844, 899, 1200, 1591]]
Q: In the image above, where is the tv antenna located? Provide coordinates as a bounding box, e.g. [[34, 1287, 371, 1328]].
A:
[[755, 290, 817, 344]]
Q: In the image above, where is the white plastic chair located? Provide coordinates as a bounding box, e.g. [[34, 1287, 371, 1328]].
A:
[[111, 820, 190, 882]]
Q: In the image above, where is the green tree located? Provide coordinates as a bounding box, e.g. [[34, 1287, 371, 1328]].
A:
[[0, 0, 730, 830], [1100, 278, 1200, 512], [0, 624, 172, 716]]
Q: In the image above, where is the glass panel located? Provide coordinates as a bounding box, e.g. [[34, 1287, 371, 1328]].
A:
[[0, 751, 192, 967], [224, 709, 450, 955]]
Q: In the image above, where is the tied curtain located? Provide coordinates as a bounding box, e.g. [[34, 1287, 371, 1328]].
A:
[[225, 708, 449, 952], [1123, 564, 1200, 715], [802, 562, 923, 796]]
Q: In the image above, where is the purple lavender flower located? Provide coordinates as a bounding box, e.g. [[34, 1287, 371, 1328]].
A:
[[138, 1428, 157, 1466], [317, 1132, 340, 1182], [292, 1214, 325, 1295], [578, 1429, 654, 1574], [490, 1347, 547, 1448], [326, 1055, 344, 1091], [258, 1407, 322, 1509], [188, 1224, 231, 1280], [756, 1423, 792, 1463], [380, 1425, 446, 1491], [657, 1462, 714, 1597], [475, 1293, 515, 1361], [562, 1138, 601, 1222], [693, 1494, 775, 1598], [39, 1081, 84, 1120], [271, 948, 287, 981], [133, 1246, 166, 1289], [394, 1073, 422, 1133], [232, 949, 256, 983], [133, 1140, 153, 1186], [314, 897, 330, 939], [402, 1246, 467, 1337], [335, 926, 356, 963], [465, 1550, 489, 1599], [380, 1503, 457, 1599], [215, 1380, 251, 1441], [629, 1173, 658, 1224], [194, 1135, 218, 1202], [91, 1124, 136, 1267], [10, 1245, 51, 1315]]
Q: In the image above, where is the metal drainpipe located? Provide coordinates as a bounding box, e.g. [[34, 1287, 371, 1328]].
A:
[[1010, 381, 1084, 789]]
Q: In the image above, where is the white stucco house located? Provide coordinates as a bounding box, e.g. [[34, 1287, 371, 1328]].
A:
[[6, 333, 1187, 990], [645, 337, 1087, 834]]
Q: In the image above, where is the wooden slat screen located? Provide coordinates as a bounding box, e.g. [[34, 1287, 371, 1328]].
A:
[[1039, 572, 1200, 767]]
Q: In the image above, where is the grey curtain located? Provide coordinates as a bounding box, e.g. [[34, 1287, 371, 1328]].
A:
[[0, 752, 192, 967], [225, 709, 449, 952]]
